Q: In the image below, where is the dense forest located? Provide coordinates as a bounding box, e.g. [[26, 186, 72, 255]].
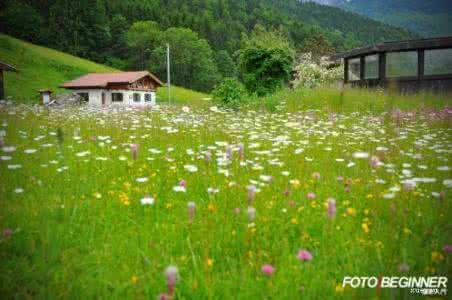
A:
[[307, 0, 452, 37], [0, 0, 416, 92]]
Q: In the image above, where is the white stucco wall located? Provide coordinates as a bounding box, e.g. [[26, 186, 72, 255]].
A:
[[73, 89, 156, 106]]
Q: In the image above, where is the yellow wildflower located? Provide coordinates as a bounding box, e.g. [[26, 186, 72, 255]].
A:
[[431, 251, 444, 262], [346, 207, 356, 217], [131, 275, 138, 285], [335, 284, 344, 293], [362, 223, 369, 234], [119, 192, 130, 206], [291, 179, 300, 189], [207, 258, 214, 268], [208, 202, 216, 212]]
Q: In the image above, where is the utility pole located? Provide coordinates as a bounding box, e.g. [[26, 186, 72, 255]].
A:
[[166, 43, 171, 104]]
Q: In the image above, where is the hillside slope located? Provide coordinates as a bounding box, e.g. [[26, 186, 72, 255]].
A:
[[0, 34, 115, 102], [304, 0, 452, 37], [0, 34, 206, 104], [294, 2, 417, 45]]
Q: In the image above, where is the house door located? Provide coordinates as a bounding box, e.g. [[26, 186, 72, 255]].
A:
[[101, 92, 106, 105]]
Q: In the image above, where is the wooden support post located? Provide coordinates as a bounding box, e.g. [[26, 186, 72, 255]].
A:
[[0, 70, 4, 100], [360, 56, 365, 86], [344, 58, 348, 84], [418, 49, 424, 79], [379, 53, 386, 88]]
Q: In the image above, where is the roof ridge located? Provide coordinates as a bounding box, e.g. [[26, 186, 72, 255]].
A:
[[60, 71, 163, 88]]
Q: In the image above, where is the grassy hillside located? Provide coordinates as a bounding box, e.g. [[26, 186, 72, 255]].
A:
[[0, 34, 207, 104]]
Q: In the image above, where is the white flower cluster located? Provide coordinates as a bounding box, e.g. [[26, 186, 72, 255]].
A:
[[291, 53, 343, 89]]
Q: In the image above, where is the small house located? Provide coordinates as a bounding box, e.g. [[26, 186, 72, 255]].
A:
[[0, 61, 18, 100], [332, 37, 452, 92], [39, 89, 52, 105], [61, 71, 163, 105]]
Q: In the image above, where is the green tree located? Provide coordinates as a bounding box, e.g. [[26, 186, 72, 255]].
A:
[[105, 14, 129, 68], [149, 27, 220, 92], [214, 50, 237, 78], [237, 25, 295, 96], [126, 21, 161, 70], [212, 78, 247, 107], [47, 0, 111, 62], [300, 34, 335, 61], [0, 1, 45, 43]]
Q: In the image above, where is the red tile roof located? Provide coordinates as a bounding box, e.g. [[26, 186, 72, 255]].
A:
[[61, 71, 163, 88]]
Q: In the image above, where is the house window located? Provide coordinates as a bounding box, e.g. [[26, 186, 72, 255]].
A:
[[347, 58, 361, 81], [364, 54, 379, 79], [145, 93, 152, 102], [424, 48, 452, 76], [386, 51, 418, 78], [133, 93, 141, 102], [111, 93, 123, 102], [77, 93, 89, 102]]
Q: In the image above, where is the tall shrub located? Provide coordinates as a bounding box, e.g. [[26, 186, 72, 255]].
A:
[[237, 25, 295, 96]]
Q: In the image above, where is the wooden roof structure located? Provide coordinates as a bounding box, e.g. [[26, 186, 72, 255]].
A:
[[332, 36, 452, 60], [333, 36, 452, 92], [61, 71, 163, 89]]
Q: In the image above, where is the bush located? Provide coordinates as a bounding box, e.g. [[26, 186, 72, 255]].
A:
[[237, 26, 295, 96], [212, 78, 247, 107]]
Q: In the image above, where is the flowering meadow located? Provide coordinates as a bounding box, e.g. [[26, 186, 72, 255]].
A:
[[0, 96, 451, 299]]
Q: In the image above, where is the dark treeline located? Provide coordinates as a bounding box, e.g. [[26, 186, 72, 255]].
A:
[[0, 0, 416, 92]]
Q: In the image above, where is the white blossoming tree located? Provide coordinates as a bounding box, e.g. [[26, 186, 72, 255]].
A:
[[291, 53, 343, 89]]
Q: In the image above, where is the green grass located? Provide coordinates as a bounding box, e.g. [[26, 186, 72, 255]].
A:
[[0, 34, 208, 104], [157, 86, 210, 107], [253, 86, 452, 113], [0, 94, 451, 299]]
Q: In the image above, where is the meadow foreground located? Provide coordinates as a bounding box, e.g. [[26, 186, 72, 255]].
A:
[[0, 102, 451, 299]]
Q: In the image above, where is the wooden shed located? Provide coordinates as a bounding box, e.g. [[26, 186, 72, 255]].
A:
[[0, 61, 18, 100], [332, 37, 452, 92]]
